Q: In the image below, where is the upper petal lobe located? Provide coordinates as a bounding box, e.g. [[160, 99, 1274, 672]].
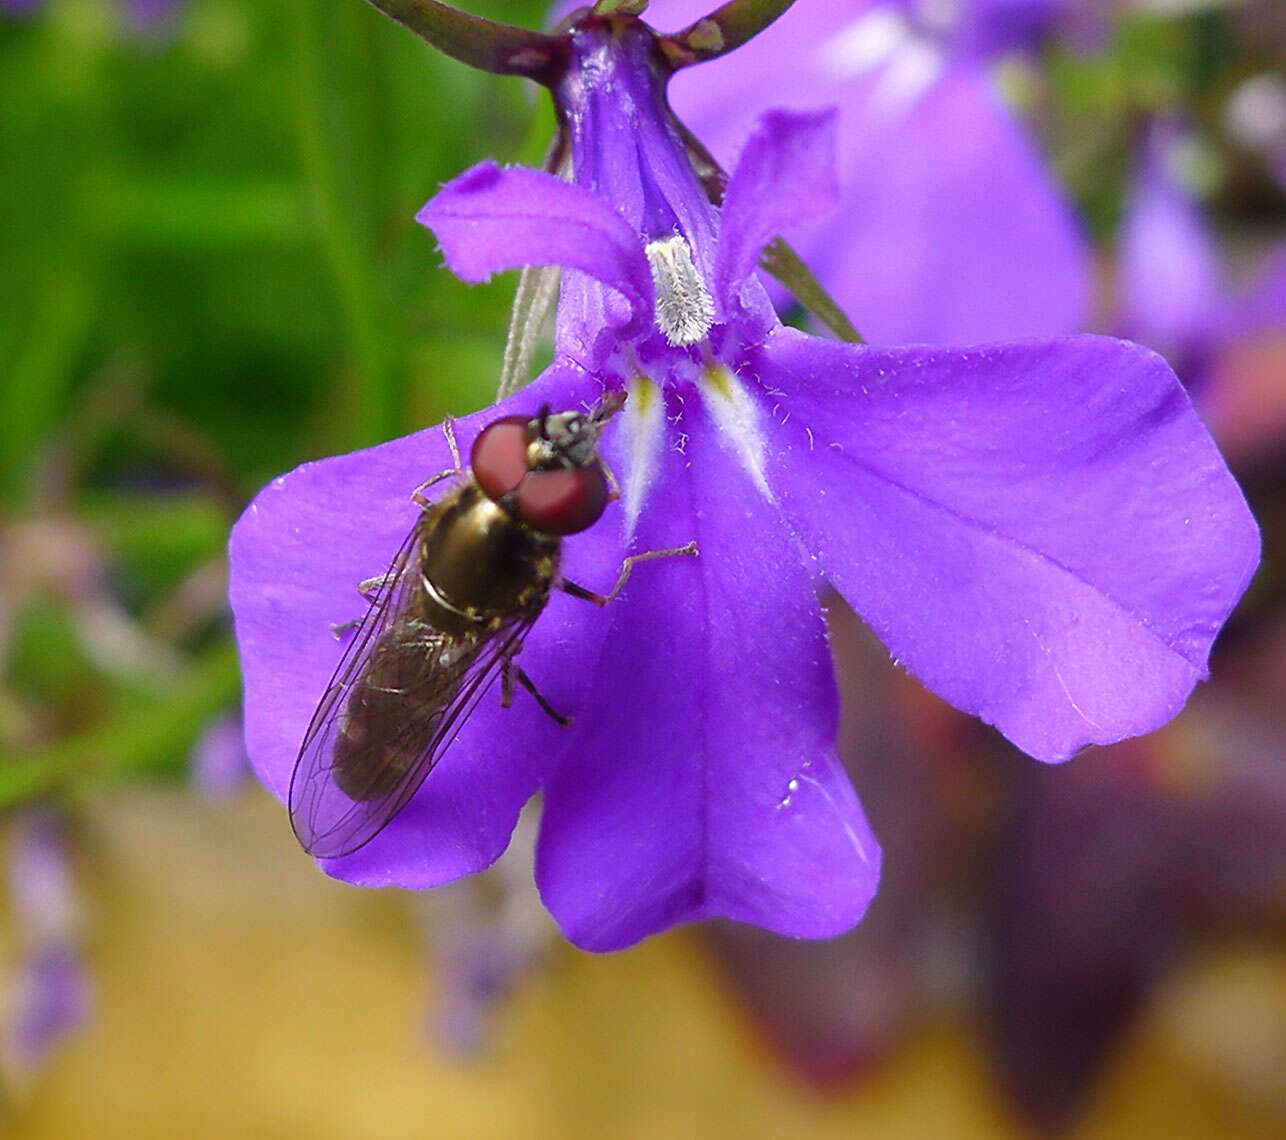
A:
[[715, 107, 839, 307], [662, 12, 1089, 343], [418, 162, 655, 345]]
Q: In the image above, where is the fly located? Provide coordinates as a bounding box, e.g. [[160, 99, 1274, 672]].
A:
[[288, 390, 697, 859]]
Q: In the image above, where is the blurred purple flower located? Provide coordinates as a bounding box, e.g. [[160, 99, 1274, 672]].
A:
[[1118, 120, 1286, 455], [625, 0, 1089, 343], [4, 811, 92, 1082], [190, 713, 251, 802], [1, 0, 183, 33], [989, 744, 1184, 1133], [1118, 124, 1225, 368], [989, 708, 1286, 1133], [420, 808, 554, 1058], [123, 0, 183, 32], [8, 811, 81, 950], [231, 11, 1256, 952], [7, 944, 93, 1079]]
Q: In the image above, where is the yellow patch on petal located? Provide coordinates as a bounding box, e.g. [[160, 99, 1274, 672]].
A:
[[700, 364, 772, 499], [623, 373, 665, 538]]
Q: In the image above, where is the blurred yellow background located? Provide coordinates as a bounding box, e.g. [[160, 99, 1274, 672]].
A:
[[0, 787, 1279, 1139]]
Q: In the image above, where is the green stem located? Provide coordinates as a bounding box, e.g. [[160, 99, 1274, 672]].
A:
[[761, 240, 865, 344], [676, 121, 865, 343], [1, 266, 94, 506]]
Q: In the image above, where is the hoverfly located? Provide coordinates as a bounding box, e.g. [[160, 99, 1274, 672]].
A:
[[288, 391, 697, 859]]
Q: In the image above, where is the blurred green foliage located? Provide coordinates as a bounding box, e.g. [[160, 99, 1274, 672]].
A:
[[1042, 6, 1281, 236], [0, 0, 556, 801]]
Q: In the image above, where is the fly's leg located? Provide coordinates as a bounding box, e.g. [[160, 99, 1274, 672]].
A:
[[411, 416, 464, 507], [517, 666, 573, 727], [501, 652, 571, 727], [559, 541, 699, 607], [600, 455, 621, 503], [358, 573, 395, 600], [330, 568, 399, 637]]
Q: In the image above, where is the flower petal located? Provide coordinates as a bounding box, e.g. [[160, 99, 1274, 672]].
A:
[[715, 107, 840, 304], [748, 328, 1260, 761], [417, 162, 654, 343], [229, 362, 622, 887], [536, 390, 881, 951]]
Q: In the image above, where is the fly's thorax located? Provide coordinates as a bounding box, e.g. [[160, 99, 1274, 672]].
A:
[[418, 481, 560, 625]]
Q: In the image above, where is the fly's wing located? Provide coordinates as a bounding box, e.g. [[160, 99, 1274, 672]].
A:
[[288, 524, 540, 859], [288, 523, 421, 855]]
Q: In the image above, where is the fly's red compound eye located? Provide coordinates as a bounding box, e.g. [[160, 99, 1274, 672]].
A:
[[515, 466, 610, 535], [471, 416, 532, 502]]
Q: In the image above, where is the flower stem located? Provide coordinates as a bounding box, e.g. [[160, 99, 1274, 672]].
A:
[[497, 266, 562, 401], [359, 0, 569, 83], [0, 265, 95, 506], [762, 239, 865, 344]]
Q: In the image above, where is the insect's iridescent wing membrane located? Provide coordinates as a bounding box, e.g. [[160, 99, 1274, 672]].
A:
[[288, 525, 419, 855], [288, 522, 537, 860]]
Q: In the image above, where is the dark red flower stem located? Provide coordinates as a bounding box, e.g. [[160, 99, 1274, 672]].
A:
[[359, 2, 800, 82], [359, 0, 570, 84], [657, 0, 799, 70]]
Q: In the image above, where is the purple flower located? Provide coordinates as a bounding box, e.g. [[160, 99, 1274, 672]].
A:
[[6, 944, 93, 1080], [4, 811, 92, 1081], [123, 0, 184, 32], [230, 12, 1257, 951], [190, 713, 251, 802], [1117, 121, 1226, 376], [1117, 120, 1286, 427], [1, 0, 183, 32], [619, 0, 1089, 343], [420, 809, 554, 1057]]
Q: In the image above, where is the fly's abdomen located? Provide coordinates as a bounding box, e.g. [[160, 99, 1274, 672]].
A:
[[331, 622, 474, 801]]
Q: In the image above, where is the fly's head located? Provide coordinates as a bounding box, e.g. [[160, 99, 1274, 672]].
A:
[[471, 389, 625, 535]]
